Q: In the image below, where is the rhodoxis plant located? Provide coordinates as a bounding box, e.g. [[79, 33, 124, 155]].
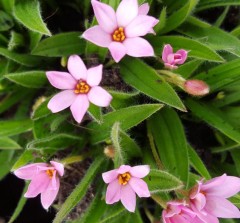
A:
[[0, 0, 240, 223]]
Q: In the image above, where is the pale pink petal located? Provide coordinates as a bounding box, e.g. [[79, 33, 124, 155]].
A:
[[196, 210, 219, 223], [50, 171, 57, 190], [70, 94, 89, 123], [192, 193, 206, 211], [125, 15, 159, 38], [67, 55, 87, 80], [108, 42, 126, 63], [120, 184, 136, 212], [46, 71, 76, 90], [138, 3, 150, 15], [202, 174, 240, 198], [88, 86, 112, 107], [48, 90, 77, 113], [86, 65, 103, 87], [162, 44, 173, 62], [129, 165, 150, 178], [175, 49, 188, 64], [102, 169, 118, 183], [41, 176, 60, 209], [14, 163, 48, 180], [205, 196, 240, 218], [117, 165, 131, 174], [116, 0, 138, 27], [106, 179, 121, 204], [82, 25, 112, 47], [129, 178, 150, 197], [50, 161, 64, 177], [123, 37, 154, 57], [24, 172, 50, 198], [170, 215, 190, 223], [91, 0, 117, 33], [190, 181, 203, 199]]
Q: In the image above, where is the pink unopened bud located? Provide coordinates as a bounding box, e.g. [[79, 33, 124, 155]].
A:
[[184, 80, 210, 96]]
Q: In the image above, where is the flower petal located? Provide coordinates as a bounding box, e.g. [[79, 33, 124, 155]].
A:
[[175, 49, 188, 64], [14, 163, 48, 180], [50, 161, 64, 177], [70, 94, 89, 123], [116, 0, 138, 27], [91, 0, 117, 33], [102, 169, 118, 183], [108, 42, 126, 63], [129, 165, 150, 178], [24, 172, 50, 198], [117, 165, 131, 174], [46, 71, 76, 90], [87, 64, 103, 87], [120, 184, 136, 212], [106, 179, 121, 204], [205, 196, 240, 218], [88, 86, 112, 107], [48, 90, 76, 113], [191, 193, 206, 211], [41, 176, 60, 209], [202, 174, 240, 198], [82, 25, 112, 47], [67, 55, 87, 80], [138, 3, 150, 15], [162, 44, 173, 62], [129, 177, 150, 197], [125, 15, 158, 38], [123, 37, 154, 57]]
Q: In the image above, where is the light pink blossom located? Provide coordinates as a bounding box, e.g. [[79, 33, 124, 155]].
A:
[[82, 0, 158, 63], [46, 55, 112, 123], [162, 44, 188, 69], [184, 80, 210, 96], [162, 201, 203, 223], [190, 174, 240, 223], [102, 165, 150, 212], [14, 161, 64, 210]]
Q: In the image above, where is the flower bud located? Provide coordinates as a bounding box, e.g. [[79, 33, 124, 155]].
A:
[[184, 80, 209, 96], [104, 145, 115, 159]]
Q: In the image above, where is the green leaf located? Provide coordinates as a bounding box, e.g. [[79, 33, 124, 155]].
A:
[[0, 10, 14, 31], [144, 169, 183, 193], [0, 137, 21, 150], [31, 98, 51, 120], [148, 107, 189, 183], [0, 119, 32, 137], [32, 32, 86, 57], [8, 31, 25, 50], [88, 104, 163, 144], [188, 145, 211, 180], [88, 103, 102, 124], [159, 0, 199, 34], [0, 150, 14, 180], [196, 0, 240, 11], [100, 205, 126, 223], [0, 47, 43, 67], [150, 36, 224, 62], [53, 157, 106, 223], [120, 58, 186, 111], [231, 149, 240, 175], [11, 150, 34, 171], [13, 0, 51, 36], [154, 7, 167, 33], [178, 16, 240, 57], [5, 71, 47, 88], [186, 99, 240, 144], [27, 133, 82, 150]]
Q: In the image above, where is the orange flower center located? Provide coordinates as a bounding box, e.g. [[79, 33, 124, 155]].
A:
[[118, 172, 131, 185], [112, 27, 126, 42], [46, 169, 55, 179], [74, 80, 91, 94]]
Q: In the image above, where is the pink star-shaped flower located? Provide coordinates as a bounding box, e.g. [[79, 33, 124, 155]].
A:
[[82, 0, 159, 62], [14, 161, 64, 210], [102, 165, 150, 212], [46, 55, 112, 123]]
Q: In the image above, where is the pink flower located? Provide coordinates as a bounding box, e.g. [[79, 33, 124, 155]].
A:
[[162, 44, 188, 69], [162, 201, 202, 223], [190, 174, 240, 223], [82, 0, 158, 62], [184, 80, 210, 96], [46, 55, 112, 123], [102, 165, 151, 212], [14, 161, 64, 210]]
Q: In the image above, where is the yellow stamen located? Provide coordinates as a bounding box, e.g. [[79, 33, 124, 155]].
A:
[[118, 172, 131, 185], [46, 169, 54, 179], [74, 80, 90, 94], [112, 27, 126, 42]]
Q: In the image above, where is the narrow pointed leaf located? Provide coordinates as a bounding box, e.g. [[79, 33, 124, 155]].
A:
[[0, 137, 21, 150]]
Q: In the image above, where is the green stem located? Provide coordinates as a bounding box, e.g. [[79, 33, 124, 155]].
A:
[[60, 155, 85, 165], [144, 204, 155, 223], [151, 194, 167, 209], [104, 59, 116, 68]]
